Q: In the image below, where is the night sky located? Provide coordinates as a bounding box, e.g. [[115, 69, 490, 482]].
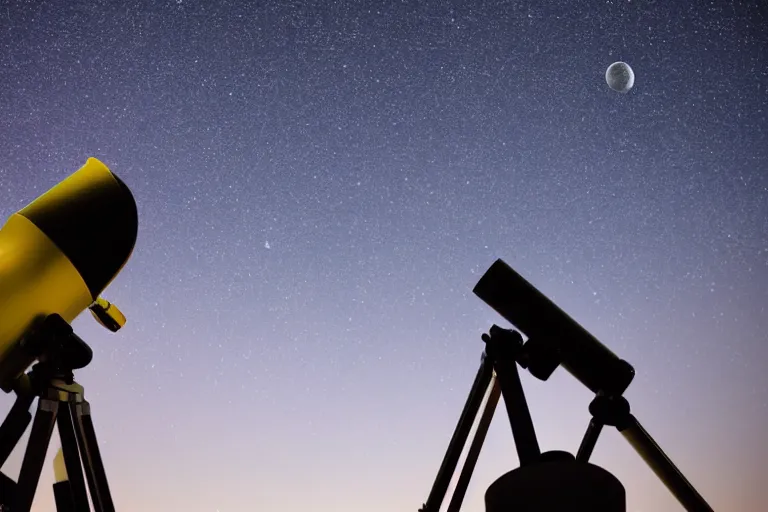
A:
[[1, 0, 766, 511]]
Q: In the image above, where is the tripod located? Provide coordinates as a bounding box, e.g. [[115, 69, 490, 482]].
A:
[[419, 325, 714, 512], [0, 314, 115, 512]]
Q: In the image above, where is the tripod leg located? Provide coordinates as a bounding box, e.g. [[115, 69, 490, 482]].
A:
[[57, 402, 91, 511], [0, 471, 17, 510], [15, 398, 59, 512], [53, 479, 76, 512], [576, 418, 604, 462], [619, 415, 713, 512], [72, 400, 115, 512], [0, 393, 35, 466], [52, 448, 75, 512], [420, 355, 494, 512], [446, 377, 501, 512], [486, 328, 540, 466]]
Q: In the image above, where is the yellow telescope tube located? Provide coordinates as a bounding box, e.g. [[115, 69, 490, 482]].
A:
[[0, 158, 137, 390]]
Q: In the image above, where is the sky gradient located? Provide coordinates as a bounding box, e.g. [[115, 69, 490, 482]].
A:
[[0, 0, 766, 511]]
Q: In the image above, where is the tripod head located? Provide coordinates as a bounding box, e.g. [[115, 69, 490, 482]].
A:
[[4, 314, 94, 401], [0, 299, 126, 400], [29, 314, 92, 373]]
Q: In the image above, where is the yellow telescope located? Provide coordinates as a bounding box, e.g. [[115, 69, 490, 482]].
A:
[[0, 157, 138, 392]]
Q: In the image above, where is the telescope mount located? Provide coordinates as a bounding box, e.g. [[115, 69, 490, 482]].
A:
[[0, 314, 115, 512]]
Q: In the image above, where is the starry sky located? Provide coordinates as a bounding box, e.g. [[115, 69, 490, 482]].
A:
[[0, 0, 766, 511]]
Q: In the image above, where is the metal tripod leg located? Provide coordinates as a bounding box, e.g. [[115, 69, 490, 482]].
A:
[[446, 377, 501, 512], [14, 398, 59, 512], [484, 326, 540, 466], [53, 479, 76, 512], [0, 393, 35, 467], [619, 415, 713, 512], [57, 402, 91, 511], [576, 418, 603, 462], [578, 394, 714, 512], [420, 327, 543, 512], [72, 399, 115, 512], [420, 355, 494, 512]]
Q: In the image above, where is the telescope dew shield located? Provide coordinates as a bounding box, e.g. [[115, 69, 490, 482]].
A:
[[0, 158, 138, 390], [473, 259, 635, 395]]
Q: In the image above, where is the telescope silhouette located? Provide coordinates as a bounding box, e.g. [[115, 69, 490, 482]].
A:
[[419, 259, 714, 512], [0, 158, 138, 512]]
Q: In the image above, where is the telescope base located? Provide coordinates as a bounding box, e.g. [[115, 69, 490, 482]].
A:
[[485, 451, 626, 512]]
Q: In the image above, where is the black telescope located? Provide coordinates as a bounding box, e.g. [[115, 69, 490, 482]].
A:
[[473, 259, 635, 395], [418, 259, 714, 512]]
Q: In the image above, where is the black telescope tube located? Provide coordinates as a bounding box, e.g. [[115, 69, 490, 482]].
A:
[[473, 259, 635, 395]]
